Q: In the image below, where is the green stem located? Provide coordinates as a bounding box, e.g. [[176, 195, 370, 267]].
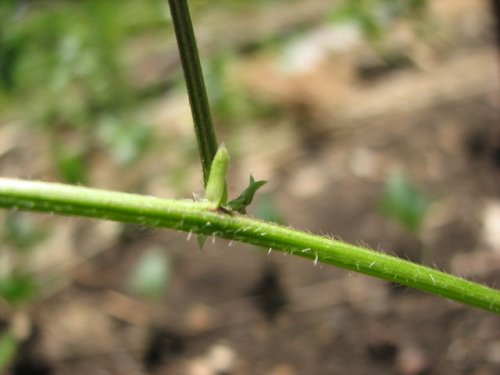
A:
[[0, 178, 499, 314], [167, 0, 218, 185]]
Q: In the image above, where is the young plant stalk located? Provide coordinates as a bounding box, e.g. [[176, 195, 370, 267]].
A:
[[167, 0, 218, 185], [204, 146, 230, 208], [0, 177, 499, 314]]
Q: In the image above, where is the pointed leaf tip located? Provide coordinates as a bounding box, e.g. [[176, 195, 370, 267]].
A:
[[226, 175, 267, 214]]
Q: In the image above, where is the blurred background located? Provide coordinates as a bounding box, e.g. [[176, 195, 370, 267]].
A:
[[0, 0, 499, 374]]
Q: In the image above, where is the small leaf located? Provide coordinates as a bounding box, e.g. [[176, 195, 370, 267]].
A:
[[0, 331, 19, 373], [0, 273, 38, 305], [226, 175, 267, 214], [53, 147, 88, 185], [205, 146, 230, 207], [380, 170, 429, 233]]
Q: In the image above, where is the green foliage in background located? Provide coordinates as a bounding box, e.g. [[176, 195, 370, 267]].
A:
[[0, 331, 19, 374], [3, 212, 49, 251], [330, 0, 428, 44], [0, 212, 49, 308], [0, 0, 168, 182], [0, 0, 432, 185], [0, 272, 38, 306], [380, 170, 430, 233]]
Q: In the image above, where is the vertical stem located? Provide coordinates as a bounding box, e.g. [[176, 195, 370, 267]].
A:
[[167, 0, 218, 185]]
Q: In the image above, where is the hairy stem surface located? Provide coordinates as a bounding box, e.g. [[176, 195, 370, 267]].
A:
[[0, 178, 499, 314]]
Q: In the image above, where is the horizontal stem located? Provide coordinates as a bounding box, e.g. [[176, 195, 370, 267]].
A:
[[0, 177, 499, 314]]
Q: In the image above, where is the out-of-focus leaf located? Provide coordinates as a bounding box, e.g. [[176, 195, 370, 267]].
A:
[[3, 212, 49, 251], [329, 1, 384, 42], [380, 170, 429, 233], [253, 193, 284, 224], [128, 247, 171, 300], [329, 0, 429, 43], [0, 42, 23, 92], [197, 234, 207, 251], [53, 147, 89, 185], [0, 331, 19, 373], [0, 273, 38, 305], [98, 116, 153, 166], [0, 1, 26, 93]]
